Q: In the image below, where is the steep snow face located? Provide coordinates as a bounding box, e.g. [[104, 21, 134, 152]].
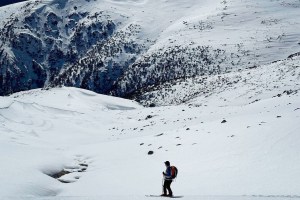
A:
[[0, 0, 300, 97], [0, 57, 300, 198]]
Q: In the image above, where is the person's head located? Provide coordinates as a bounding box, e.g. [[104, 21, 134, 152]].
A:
[[164, 161, 170, 167]]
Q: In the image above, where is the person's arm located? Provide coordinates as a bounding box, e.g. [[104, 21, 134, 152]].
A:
[[163, 167, 172, 178]]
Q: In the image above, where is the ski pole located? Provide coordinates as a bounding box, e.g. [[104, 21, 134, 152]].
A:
[[162, 177, 164, 194]]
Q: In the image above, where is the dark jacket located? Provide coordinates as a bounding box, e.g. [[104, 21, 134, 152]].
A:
[[163, 166, 172, 180]]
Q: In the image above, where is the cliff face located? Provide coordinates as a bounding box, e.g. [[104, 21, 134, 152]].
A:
[[0, 0, 139, 95]]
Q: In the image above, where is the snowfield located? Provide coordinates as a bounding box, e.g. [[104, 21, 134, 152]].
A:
[[1, 56, 300, 199], [1, 0, 300, 199]]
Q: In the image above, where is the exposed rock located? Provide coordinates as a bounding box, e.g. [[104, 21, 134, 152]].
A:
[[47, 169, 70, 179], [145, 115, 153, 120]]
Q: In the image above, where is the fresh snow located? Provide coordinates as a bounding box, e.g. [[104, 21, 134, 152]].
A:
[[1, 57, 300, 198]]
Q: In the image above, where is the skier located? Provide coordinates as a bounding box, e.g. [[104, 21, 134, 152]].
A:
[[161, 161, 173, 197]]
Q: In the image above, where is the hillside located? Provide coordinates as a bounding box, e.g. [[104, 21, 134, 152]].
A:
[[0, 56, 300, 198], [0, 0, 300, 99]]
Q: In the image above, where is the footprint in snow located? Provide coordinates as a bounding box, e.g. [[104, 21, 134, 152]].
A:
[[46, 155, 92, 184]]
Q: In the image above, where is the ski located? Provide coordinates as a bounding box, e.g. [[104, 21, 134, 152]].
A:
[[146, 195, 184, 198]]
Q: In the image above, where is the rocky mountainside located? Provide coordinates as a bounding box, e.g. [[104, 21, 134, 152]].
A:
[[0, 0, 300, 103]]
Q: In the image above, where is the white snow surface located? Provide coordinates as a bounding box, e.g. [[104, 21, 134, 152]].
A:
[[1, 57, 300, 199]]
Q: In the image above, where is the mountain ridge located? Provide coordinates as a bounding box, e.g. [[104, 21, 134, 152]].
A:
[[0, 0, 300, 104]]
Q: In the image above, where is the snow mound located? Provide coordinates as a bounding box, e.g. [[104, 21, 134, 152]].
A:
[[9, 87, 142, 112]]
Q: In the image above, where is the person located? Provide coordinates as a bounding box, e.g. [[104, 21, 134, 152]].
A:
[[161, 161, 173, 197]]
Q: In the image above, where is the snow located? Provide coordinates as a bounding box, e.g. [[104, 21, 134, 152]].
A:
[[0, 1, 29, 26], [0, 0, 300, 199], [1, 57, 300, 198]]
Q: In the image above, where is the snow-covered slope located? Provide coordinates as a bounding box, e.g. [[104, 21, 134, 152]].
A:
[[1, 56, 300, 198], [138, 55, 300, 106], [0, 0, 300, 97]]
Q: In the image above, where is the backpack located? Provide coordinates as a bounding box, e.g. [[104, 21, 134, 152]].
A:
[[171, 166, 178, 179]]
